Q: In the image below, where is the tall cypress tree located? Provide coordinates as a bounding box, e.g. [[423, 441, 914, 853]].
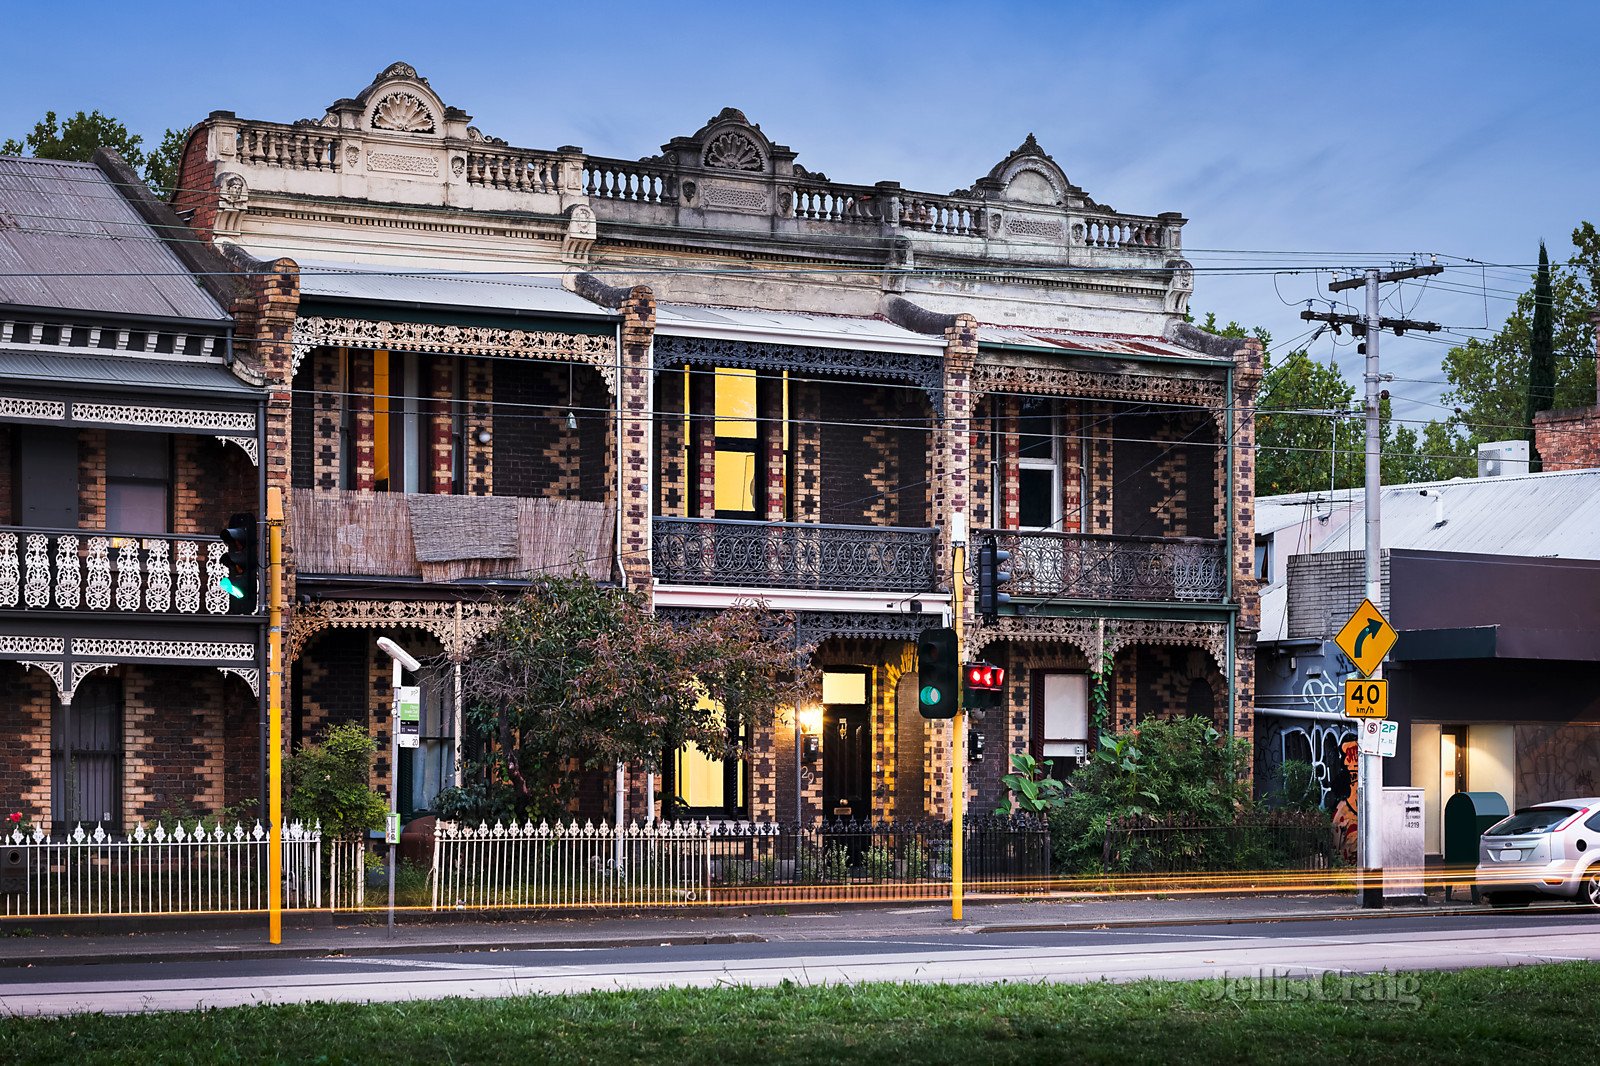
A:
[[1524, 241, 1556, 470]]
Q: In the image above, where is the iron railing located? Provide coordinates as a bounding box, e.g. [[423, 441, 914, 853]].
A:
[[652, 518, 938, 592], [1101, 813, 1335, 874], [978, 530, 1226, 603], [1, 821, 322, 917], [427, 816, 1050, 910], [0, 526, 236, 615]]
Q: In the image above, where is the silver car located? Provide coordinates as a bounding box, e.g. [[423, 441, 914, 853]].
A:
[[1476, 797, 1600, 906]]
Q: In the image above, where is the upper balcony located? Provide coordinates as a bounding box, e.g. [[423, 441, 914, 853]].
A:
[[0, 528, 244, 617], [652, 518, 938, 594], [979, 530, 1226, 605]]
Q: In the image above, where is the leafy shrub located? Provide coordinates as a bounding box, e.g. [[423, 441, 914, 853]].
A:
[[288, 723, 389, 841], [430, 781, 516, 826], [862, 843, 896, 880], [1264, 759, 1324, 812], [1049, 716, 1252, 874], [799, 842, 851, 883], [901, 837, 929, 879], [995, 753, 1067, 816]]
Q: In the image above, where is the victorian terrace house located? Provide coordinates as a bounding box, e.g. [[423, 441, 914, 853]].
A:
[[0, 151, 267, 833], [171, 63, 1261, 824]]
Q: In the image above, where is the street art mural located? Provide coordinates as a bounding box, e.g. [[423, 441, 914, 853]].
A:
[[1256, 648, 1359, 863]]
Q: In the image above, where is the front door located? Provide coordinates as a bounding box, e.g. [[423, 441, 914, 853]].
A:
[[1441, 727, 1468, 842], [822, 705, 870, 822]]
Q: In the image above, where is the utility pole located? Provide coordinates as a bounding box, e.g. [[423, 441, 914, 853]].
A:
[[1303, 262, 1442, 908]]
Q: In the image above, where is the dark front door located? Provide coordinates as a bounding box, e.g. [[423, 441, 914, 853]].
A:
[[823, 705, 870, 822]]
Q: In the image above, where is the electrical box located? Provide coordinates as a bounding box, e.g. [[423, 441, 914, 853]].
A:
[[1381, 786, 1426, 900]]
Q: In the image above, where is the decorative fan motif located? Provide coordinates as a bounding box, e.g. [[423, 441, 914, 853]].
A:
[[703, 131, 762, 171], [371, 92, 435, 133]]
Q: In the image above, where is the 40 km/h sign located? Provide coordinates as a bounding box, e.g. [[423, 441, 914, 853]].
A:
[[1344, 678, 1389, 719], [1335, 597, 1396, 677]]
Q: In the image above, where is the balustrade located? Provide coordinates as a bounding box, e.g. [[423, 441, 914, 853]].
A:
[[0, 528, 238, 616], [466, 148, 566, 194], [583, 159, 673, 203], [978, 530, 1226, 603], [235, 124, 340, 171], [653, 518, 938, 593], [790, 183, 884, 225], [898, 194, 982, 236], [1078, 214, 1166, 250]]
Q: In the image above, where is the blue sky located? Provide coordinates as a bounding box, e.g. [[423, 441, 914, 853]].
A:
[[5, 0, 1598, 421]]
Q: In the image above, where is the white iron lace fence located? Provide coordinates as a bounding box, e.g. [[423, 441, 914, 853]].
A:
[[1, 821, 321, 917], [429, 817, 1050, 911]]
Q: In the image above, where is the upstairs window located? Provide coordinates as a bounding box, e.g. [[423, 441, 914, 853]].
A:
[[105, 432, 171, 534], [1016, 398, 1060, 530]]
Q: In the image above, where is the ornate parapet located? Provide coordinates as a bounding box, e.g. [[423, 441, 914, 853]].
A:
[[286, 597, 500, 663]]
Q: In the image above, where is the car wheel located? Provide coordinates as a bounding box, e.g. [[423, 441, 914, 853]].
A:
[[1582, 871, 1600, 908]]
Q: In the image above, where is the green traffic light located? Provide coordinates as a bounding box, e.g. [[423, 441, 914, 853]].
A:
[[219, 575, 245, 599], [919, 685, 942, 705]]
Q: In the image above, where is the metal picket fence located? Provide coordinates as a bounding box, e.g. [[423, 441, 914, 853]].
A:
[[429, 816, 1051, 910], [1, 821, 322, 917], [1101, 813, 1336, 874]]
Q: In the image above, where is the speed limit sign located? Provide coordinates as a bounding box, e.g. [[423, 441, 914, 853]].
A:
[[1344, 678, 1388, 719]]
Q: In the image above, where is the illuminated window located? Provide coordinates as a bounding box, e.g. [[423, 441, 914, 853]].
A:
[[714, 367, 759, 517], [371, 349, 434, 493], [668, 694, 747, 817]]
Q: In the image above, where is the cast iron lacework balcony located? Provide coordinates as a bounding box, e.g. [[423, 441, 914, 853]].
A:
[[979, 530, 1226, 604], [653, 518, 938, 593], [0, 528, 237, 615]]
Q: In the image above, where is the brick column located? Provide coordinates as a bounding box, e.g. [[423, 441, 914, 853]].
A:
[[427, 356, 455, 494], [466, 359, 493, 496], [791, 382, 822, 523], [690, 363, 716, 518], [1231, 337, 1265, 756], [311, 349, 344, 491], [758, 372, 785, 521], [349, 351, 376, 492], [933, 315, 979, 594], [617, 286, 656, 592]]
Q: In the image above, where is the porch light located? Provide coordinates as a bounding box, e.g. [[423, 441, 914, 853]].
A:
[[475, 428, 492, 445], [798, 704, 823, 763]]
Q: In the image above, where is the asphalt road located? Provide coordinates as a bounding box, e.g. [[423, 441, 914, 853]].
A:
[[3, 911, 1597, 1016]]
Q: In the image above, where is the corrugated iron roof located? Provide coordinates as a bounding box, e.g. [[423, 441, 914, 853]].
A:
[[655, 303, 944, 352], [0, 347, 257, 395], [1256, 468, 1600, 640], [294, 259, 614, 319], [978, 325, 1222, 361], [0, 157, 228, 322]]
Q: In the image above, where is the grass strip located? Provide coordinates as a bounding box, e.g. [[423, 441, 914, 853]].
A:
[[2, 962, 1596, 1064]]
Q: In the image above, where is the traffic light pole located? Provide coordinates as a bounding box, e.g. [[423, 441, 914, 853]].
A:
[[951, 540, 966, 922], [266, 488, 284, 945]]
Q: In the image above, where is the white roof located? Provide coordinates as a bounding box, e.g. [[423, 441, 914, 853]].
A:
[[654, 304, 944, 353], [978, 325, 1223, 361], [292, 259, 613, 319], [1259, 467, 1600, 560], [1256, 467, 1600, 641]]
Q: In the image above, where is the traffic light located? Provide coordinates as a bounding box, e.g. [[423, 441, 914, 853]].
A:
[[977, 540, 1012, 620], [963, 661, 1006, 710], [917, 626, 959, 719], [218, 513, 258, 614], [968, 727, 985, 762]]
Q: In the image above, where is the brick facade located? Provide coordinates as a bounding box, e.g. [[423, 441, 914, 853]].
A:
[[0, 663, 52, 819]]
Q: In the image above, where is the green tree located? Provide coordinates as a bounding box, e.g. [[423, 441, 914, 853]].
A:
[[1524, 243, 1556, 469], [1255, 348, 1363, 495], [446, 575, 815, 823], [287, 723, 389, 840], [1442, 226, 1598, 456], [2, 110, 188, 193]]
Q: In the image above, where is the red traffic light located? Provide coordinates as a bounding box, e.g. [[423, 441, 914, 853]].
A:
[[964, 662, 1005, 691]]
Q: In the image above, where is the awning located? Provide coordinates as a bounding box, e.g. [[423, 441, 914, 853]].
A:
[[293, 259, 615, 321], [0, 347, 259, 396]]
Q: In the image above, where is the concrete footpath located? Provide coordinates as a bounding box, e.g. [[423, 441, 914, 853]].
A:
[[0, 890, 1538, 970]]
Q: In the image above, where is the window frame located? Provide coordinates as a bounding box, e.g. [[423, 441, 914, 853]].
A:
[[1015, 398, 1061, 531]]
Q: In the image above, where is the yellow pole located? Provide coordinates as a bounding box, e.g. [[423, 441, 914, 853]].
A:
[[951, 541, 965, 922], [267, 487, 284, 945]]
